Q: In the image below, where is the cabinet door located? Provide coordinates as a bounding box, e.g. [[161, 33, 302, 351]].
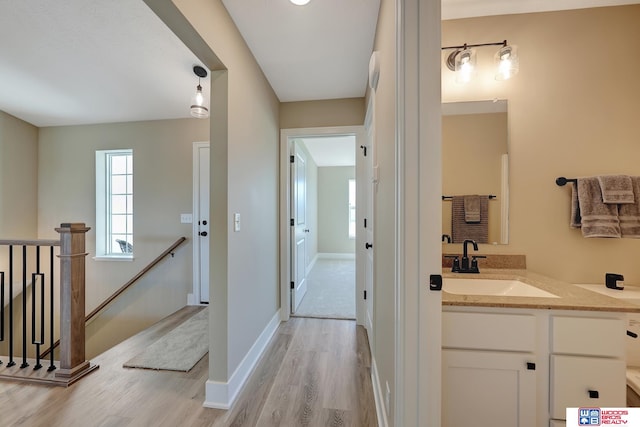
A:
[[443, 350, 537, 427], [550, 355, 626, 420]]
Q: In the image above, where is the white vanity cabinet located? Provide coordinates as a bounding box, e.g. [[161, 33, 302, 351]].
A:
[[442, 311, 539, 427], [443, 307, 627, 427], [549, 315, 626, 423]]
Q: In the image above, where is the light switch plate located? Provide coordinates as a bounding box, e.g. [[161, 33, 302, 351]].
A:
[[234, 213, 241, 232], [180, 213, 193, 224]]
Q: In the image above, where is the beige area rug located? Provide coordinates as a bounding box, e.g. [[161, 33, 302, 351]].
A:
[[123, 308, 208, 372]]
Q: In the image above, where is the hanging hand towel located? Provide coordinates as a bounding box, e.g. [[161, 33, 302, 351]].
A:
[[597, 175, 634, 204], [619, 176, 640, 238], [452, 196, 489, 243], [577, 177, 621, 238], [464, 195, 481, 223]]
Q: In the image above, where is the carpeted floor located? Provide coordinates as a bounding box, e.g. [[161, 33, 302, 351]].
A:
[[293, 258, 355, 320], [123, 307, 208, 372]]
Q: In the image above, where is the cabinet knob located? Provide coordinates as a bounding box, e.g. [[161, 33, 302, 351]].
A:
[[588, 390, 599, 399]]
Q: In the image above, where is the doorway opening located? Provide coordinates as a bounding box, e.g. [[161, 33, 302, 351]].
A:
[[280, 126, 367, 324]]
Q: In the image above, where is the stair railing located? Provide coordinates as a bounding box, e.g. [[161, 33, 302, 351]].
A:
[[41, 236, 187, 358], [0, 223, 93, 384]]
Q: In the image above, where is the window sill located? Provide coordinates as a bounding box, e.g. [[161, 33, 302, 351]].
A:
[[93, 255, 134, 262]]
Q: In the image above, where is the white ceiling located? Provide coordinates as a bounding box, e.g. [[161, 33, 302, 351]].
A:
[[301, 136, 356, 167], [1, 0, 638, 128]]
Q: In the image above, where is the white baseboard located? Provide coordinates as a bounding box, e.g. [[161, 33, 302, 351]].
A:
[[317, 252, 355, 260], [203, 309, 281, 410], [371, 357, 389, 427]]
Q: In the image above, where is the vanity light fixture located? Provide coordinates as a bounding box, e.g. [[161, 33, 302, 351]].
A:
[[290, 0, 311, 5], [442, 40, 519, 83], [190, 65, 209, 119]]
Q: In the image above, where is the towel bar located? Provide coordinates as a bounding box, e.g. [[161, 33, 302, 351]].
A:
[[555, 177, 577, 186], [442, 195, 496, 200]]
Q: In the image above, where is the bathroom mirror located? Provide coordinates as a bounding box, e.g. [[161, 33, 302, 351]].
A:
[[442, 100, 509, 244]]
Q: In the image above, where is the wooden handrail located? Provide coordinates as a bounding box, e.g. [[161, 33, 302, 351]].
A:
[[0, 239, 60, 246], [41, 236, 187, 358]]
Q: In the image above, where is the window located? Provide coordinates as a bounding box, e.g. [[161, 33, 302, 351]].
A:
[[96, 149, 133, 258], [348, 179, 356, 239]]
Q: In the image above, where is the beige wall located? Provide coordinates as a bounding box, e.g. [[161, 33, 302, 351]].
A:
[[442, 112, 507, 244], [38, 118, 208, 357], [442, 5, 640, 284], [318, 166, 356, 254], [173, 0, 281, 382], [280, 98, 366, 129], [0, 111, 38, 239]]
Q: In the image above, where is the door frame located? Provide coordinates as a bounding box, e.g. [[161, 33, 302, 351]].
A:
[[279, 126, 366, 323], [189, 140, 210, 306]]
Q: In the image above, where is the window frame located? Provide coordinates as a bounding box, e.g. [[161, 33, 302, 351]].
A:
[[95, 149, 134, 260]]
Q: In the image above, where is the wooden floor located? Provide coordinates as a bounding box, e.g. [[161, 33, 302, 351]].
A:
[[0, 307, 378, 427]]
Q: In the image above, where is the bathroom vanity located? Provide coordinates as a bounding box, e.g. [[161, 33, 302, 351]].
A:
[[442, 270, 640, 427]]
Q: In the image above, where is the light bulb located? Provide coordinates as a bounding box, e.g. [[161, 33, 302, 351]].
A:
[[495, 45, 519, 81], [455, 49, 476, 84], [290, 0, 311, 5], [190, 84, 209, 118]]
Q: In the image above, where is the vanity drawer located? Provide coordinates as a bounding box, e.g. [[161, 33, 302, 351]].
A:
[[550, 355, 626, 420], [551, 316, 624, 357], [443, 311, 535, 351]]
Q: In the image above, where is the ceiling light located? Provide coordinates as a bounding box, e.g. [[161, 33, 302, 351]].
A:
[[190, 65, 209, 119], [442, 40, 519, 84], [290, 0, 311, 5]]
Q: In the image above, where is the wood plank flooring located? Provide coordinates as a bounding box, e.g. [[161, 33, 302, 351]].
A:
[[0, 307, 377, 427]]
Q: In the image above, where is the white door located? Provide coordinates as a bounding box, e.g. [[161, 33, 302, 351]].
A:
[[363, 110, 375, 339], [195, 143, 210, 303], [290, 141, 308, 313]]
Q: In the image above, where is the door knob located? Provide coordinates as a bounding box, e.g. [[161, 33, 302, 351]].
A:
[[199, 231, 208, 237], [365, 242, 373, 249]]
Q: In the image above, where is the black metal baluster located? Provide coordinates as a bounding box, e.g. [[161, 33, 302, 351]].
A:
[[8, 245, 15, 367], [32, 246, 44, 370], [21, 245, 29, 369], [48, 245, 56, 371]]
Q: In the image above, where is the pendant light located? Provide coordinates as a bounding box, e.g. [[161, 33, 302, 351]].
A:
[[190, 65, 209, 119]]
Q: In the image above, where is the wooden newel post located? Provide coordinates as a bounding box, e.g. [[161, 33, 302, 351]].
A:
[[55, 222, 91, 379]]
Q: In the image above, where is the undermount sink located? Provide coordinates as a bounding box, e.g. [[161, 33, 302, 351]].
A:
[[444, 277, 560, 298], [575, 284, 640, 305]]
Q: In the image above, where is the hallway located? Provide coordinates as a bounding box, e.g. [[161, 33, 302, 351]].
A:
[[0, 308, 376, 427], [294, 258, 356, 320]]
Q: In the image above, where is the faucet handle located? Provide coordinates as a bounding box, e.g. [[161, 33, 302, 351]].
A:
[[470, 255, 486, 273], [445, 255, 460, 272]]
